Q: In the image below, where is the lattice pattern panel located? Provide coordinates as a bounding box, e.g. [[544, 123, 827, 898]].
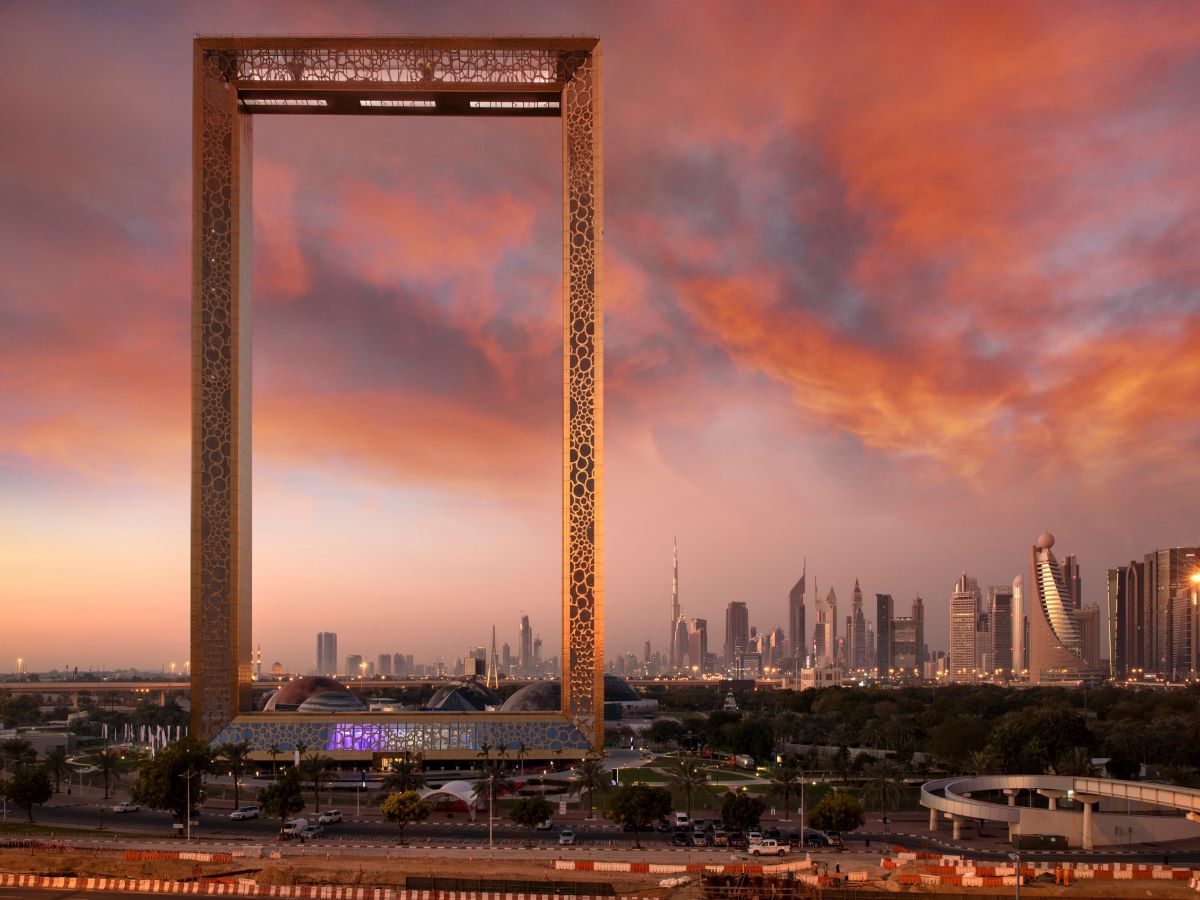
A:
[[212, 717, 591, 754], [193, 50, 252, 742], [233, 47, 579, 85], [561, 49, 603, 751]]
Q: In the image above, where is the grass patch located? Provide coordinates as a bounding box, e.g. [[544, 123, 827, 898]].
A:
[[0, 822, 180, 840]]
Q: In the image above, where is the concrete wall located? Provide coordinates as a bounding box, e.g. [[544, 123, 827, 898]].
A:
[[1016, 806, 1200, 847]]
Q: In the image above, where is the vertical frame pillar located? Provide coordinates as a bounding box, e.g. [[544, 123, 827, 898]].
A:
[[192, 47, 253, 741], [561, 47, 604, 752]]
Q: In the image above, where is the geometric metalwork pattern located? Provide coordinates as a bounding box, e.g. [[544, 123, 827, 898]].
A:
[[212, 713, 593, 760], [192, 37, 603, 752]]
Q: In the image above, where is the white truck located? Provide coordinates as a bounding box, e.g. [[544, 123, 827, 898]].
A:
[[748, 839, 788, 856], [280, 818, 308, 838], [733, 754, 755, 770]]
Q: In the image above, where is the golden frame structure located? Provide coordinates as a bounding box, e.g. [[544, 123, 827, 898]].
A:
[[191, 36, 603, 752]]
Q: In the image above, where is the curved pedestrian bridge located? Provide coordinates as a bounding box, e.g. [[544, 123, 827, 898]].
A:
[[921, 775, 1200, 849]]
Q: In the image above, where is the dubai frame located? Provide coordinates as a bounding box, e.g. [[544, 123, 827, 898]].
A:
[[191, 37, 604, 757]]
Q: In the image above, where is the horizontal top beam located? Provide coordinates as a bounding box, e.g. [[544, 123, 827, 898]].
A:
[[195, 35, 599, 52]]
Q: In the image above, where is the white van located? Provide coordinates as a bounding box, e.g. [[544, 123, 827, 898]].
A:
[[673, 812, 689, 828], [280, 818, 308, 838]]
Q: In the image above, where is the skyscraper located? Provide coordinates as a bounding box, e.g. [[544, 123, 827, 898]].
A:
[[1061, 555, 1082, 609], [988, 586, 1014, 676], [875, 593, 894, 675], [849, 579, 867, 670], [316, 632, 337, 676], [519, 614, 533, 675], [724, 601, 749, 673], [688, 618, 708, 673], [949, 574, 981, 682], [1028, 531, 1085, 684], [1145, 547, 1200, 677], [669, 537, 680, 669], [788, 561, 806, 668], [377, 653, 393, 677], [1012, 574, 1025, 677], [814, 586, 838, 666], [1077, 604, 1102, 668]]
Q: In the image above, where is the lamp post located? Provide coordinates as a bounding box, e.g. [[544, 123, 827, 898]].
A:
[[1008, 850, 1021, 900], [488, 773, 495, 853], [179, 768, 197, 842]]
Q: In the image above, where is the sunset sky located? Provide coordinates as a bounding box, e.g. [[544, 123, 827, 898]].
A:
[[2, 1, 1198, 674]]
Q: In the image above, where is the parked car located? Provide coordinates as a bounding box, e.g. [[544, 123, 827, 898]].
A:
[[655, 819, 673, 832], [672, 831, 691, 847], [558, 828, 576, 846], [317, 809, 342, 824], [747, 831, 763, 844], [766, 827, 783, 841], [112, 802, 139, 814], [804, 829, 832, 847], [297, 824, 324, 839], [280, 818, 308, 838], [786, 831, 803, 848], [536, 817, 554, 830], [673, 812, 690, 828], [749, 839, 788, 856], [230, 805, 260, 820], [728, 832, 748, 849], [691, 832, 709, 847], [826, 830, 844, 847]]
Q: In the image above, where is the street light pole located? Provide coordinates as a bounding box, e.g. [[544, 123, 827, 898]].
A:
[[1009, 850, 1021, 900], [179, 768, 196, 842], [488, 774, 495, 853]]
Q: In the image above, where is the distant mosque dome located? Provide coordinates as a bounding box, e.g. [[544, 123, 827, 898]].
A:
[[1037, 531, 1055, 550], [264, 676, 361, 712], [501, 675, 656, 718], [425, 680, 502, 712], [297, 690, 368, 713]]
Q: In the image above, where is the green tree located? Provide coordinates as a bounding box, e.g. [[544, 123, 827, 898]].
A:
[[379, 754, 426, 795], [605, 783, 671, 849], [297, 753, 334, 813], [573, 757, 605, 819], [510, 796, 554, 848], [1, 738, 36, 768], [721, 791, 765, 833], [766, 759, 803, 820], [258, 767, 305, 826], [807, 790, 865, 833], [43, 746, 70, 794], [967, 749, 997, 776], [94, 747, 126, 800], [645, 719, 686, 748], [380, 790, 431, 845], [129, 736, 214, 819], [218, 740, 253, 809], [267, 743, 281, 775], [860, 761, 902, 821], [1, 764, 52, 822], [661, 756, 707, 819]]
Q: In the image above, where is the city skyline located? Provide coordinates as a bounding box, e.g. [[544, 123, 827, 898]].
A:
[[3, 2, 1199, 672]]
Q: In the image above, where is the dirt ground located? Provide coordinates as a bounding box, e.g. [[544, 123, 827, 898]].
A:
[[3, 848, 1199, 897]]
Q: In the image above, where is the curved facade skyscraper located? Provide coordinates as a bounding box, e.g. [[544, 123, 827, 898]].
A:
[[1028, 531, 1085, 684]]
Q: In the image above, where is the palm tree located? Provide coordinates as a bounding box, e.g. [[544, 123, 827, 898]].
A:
[[766, 759, 803, 820], [472, 760, 514, 811], [43, 747, 70, 794], [94, 747, 125, 800], [298, 753, 334, 812], [218, 740, 253, 809], [859, 720, 886, 750], [379, 754, 426, 795], [267, 743, 281, 775], [860, 760, 902, 823], [1055, 746, 1096, 777], [514, 741, 528, 775], [574, 757, 606, 820], [661, 756, 707, 820], [477, 743, 493, 763], [968, 749, 997, 777]]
